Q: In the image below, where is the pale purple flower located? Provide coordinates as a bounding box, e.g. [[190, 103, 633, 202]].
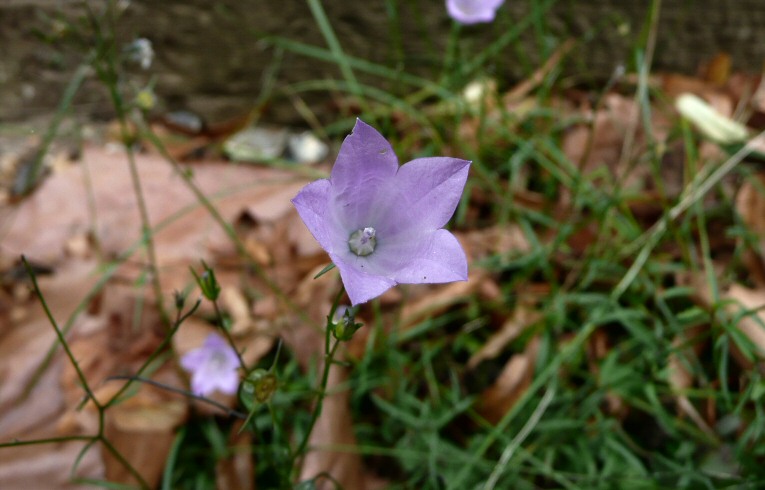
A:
[[292, 119, 470, 305], [180, 333, 240, 396], [446, 0, 505, 25]]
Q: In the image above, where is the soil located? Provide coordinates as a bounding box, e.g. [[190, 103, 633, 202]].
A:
[[1, 0, 764, 125]]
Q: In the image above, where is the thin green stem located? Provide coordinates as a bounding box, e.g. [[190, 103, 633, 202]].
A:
[[305, 0, 372, 117], [22, 256, 101, 410], [104, 81, 168, 325], [212, 300, 248, 372], [83, 0, 168, 325], [137, 119, 313, 327], [23, 254, 149, 488], [104, 299, 201, 409], [451, 317, 599, 487], [106, 375, 247, 420], [18, 61, 91, 195], [462, 0, 557, 76], [614, 130, 765, 299], [100, 437, 151, 489], [482, 387, 556, 490], [293, 287, 346, 464], [0, 435, 93, 448]]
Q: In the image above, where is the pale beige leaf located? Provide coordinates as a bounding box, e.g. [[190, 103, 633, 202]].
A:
[[735, 173, 765, 286], [467, 307, 540, 369], [478, 337, 539, 425], [299, 364, 367, 490]]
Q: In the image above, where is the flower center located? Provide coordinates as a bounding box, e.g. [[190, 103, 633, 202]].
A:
[[348, 227, 377, 256], [209, 351, 229, 371]]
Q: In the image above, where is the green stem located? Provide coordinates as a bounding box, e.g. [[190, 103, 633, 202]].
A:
[[18, 60, 91, 195], [0, 435, 93, 448], [212, 300, 248, 372], [305, 0, 372, 117], [292, 287, 346, 465], [22, 257, 101, 410], [104, 299, 201, 409], [106, 375, 247, 420], [137, 119, 313, 327], [85, 0, 168, 325]]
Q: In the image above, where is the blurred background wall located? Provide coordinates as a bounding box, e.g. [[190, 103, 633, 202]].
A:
[[1, 0, 763, 125]]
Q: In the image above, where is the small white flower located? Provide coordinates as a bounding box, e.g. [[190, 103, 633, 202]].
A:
[[128, 38, 154, 70]]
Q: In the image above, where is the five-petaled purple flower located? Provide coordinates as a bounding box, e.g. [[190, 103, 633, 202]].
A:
[[181, 333, 240, 396], [292, 119, 470, 305], [446, 0, 505, 25]]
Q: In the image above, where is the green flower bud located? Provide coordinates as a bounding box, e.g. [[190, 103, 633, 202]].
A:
[[331, 305, 361, 341], [190, 262, 221, 301], [242, 368, 277, 404]]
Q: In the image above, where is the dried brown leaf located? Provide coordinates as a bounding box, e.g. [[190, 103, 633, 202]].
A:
[[398, 270, 486, 329], [688, 274, 765, 370], [299, 364, 368, 490], [0, 442, 103, 489], [2, 146, 308, 267], [701, 53, 732, 87], [723, 284, 765, 365], [735, 173, 765, 286], [467, 306, 540, 369], [478, 336, 539, 425], [215, 421, 254, 490], [102, 399, 185, 487], [458, 225, 530, 263], [667, 324, 715, 436]]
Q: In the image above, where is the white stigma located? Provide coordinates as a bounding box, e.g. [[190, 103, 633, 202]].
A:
[[348, 227, 377, 256]]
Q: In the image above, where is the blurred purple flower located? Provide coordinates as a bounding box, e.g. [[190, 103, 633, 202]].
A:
[[446, 0, 505, 25], [292, 119, 470, 305], [181, 333, 240, 396]]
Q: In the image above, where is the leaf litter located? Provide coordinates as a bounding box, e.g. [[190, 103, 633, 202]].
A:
[[3, 52, 765, 486]]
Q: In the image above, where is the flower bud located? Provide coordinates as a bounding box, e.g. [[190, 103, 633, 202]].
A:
[[331, 305, 361, 341], [191, 262, 221, 301], [242, 369, 278, 404]]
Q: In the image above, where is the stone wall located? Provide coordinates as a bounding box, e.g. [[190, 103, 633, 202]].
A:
[[1, 0, 764, 125]]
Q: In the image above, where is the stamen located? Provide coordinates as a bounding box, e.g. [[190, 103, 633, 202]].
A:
[[348, 227, 377, 256]]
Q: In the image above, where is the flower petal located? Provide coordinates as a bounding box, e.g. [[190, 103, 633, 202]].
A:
[[292, 179, 334, 251], [332, 253, 397, 305], [391, 229, 467, 284], [180, 349, 207, 371], [379, 157, 470, 237], [447, 0, 504, 24], [214, 371, 240, 395], [191, 372, 216, 396], [330, 119, 399, 230]]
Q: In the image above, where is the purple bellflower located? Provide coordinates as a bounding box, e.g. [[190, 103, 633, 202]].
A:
[[446, 0, 505, 25], [181, 333, 240, 396], [292, 119, 470, 306]]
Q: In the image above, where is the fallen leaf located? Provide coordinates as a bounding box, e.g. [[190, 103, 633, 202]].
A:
[[687, 273, 765, 370], [1, 145, 308, 269], [398, 269, 486, 329], [467, 306, 540, 369], [215, 421, 254, 490], [667, 324, 715, 437], [735, 173, 765, 286], [299, 363, 368, 490], [478, 336, 539, 425], [102, 397, 187, 487], [722, 284, 765, 367]]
